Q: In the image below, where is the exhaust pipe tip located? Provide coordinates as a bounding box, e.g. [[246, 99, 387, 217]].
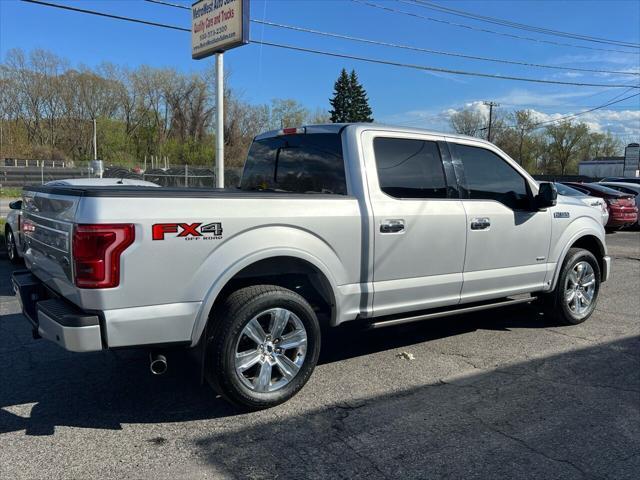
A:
[[149, 352, 167, 375]]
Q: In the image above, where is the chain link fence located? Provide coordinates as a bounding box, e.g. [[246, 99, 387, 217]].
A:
[[1, 164, 243, 189], [1, 164, 243, 218]]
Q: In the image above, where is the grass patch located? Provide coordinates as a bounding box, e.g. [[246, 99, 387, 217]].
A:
[[1, 187, 22, 198]]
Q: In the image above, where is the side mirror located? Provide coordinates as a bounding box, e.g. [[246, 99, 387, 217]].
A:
[[535, 182, 557, 210], [9, 200, 22, 210]]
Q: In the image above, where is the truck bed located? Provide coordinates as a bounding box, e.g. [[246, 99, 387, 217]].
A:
[[23, 185, 350, 199]]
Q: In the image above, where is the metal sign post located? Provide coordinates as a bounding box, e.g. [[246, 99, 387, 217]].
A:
[[192, 0, 249, 189], [215, 52, 224, 188]]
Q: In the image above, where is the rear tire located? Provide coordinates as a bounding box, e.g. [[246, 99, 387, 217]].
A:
[[540, 248, 600, 325], [206, 285, 321, 410]]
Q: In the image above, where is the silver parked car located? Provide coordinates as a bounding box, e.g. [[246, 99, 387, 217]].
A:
[[5, 199, 23, 263], [12, 124, 610, 410], [555, 182, 609, 226]]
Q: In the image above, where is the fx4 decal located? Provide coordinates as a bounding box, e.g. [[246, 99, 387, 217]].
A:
[[554, 212, 570, 219], [152, 222, 223, 241]]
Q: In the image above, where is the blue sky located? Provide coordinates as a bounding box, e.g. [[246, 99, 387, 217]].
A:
[[1, 0, 639, 139]]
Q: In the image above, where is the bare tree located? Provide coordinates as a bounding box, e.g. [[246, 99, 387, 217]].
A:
[[449, 107, 485, 137]]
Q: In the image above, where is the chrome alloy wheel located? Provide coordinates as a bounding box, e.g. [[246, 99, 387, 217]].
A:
[[6, 230, 15, 261], [234, 308, 307, 392], [564, 261, 596, 317]]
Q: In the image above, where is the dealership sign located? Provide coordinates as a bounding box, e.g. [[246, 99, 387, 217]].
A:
[[192, 0, 249, 59]]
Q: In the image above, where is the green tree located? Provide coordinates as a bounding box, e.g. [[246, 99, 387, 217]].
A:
[[329, 68, 373, 123], [544, 121, 590, 175], [349, 70, 373, 123], [493, 110, 544, 171], [269, 98, 309, 129]]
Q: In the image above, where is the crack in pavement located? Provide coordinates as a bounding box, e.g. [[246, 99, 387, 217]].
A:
[[329, 404, 392, 479], [464, 409, 593, 479]]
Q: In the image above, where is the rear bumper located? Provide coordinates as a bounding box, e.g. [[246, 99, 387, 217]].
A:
[[602, 255, 612, 283], [607, 208, 638, 226], [11, 271, 103, 352]]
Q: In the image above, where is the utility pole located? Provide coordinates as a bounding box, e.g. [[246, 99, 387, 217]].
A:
[[483, 101, 499, 142], [93, 118, 97, 160]]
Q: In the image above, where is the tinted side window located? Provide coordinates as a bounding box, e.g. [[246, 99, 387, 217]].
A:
[[374, 137, 447, 199], [241, 133, 346, 194], [454, 144, 529, 210]]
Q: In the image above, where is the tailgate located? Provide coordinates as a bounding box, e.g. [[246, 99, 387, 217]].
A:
[[21, 188, 79, 296]]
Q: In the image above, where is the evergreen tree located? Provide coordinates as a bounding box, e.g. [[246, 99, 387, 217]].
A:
[[329, 68, 374, 123], [329, 69, 351, 123], [349, 70, 373, 123]]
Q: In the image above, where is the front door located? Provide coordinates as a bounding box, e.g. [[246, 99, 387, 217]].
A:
[[361, 131, 467, 317], [449, 141, 552, 303]]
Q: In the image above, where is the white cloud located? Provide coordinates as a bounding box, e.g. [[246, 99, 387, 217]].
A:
[[492, 88, 599, 107], [381, 95, 640, 140]]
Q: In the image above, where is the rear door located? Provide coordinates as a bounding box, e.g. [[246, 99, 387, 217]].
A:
[[448, 140, 552, 303], [361, 130, 467, 317]]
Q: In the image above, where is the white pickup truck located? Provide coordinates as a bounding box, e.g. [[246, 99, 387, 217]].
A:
[[12, 123, 610, 409]]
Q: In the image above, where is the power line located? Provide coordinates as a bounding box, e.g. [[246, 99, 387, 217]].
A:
[[399, 90, 639, 131], [144, 0, 189, 10], [353, 0, 640, 56], [403, 0, 640, 49], [488, 90, 640, 131], [530, 91, 640, 128], [21, 0, 640, 89], [248, 41, 640, 89], [149, 0, 640, 53], [22, 0, 191, 31], [144, 0, 639, 76], [252, 20, 640, 77]]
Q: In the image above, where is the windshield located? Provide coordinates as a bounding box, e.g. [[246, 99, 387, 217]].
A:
[[555, 183, 586, 197], [240, 133, 347, 194], [585, 183, 630, 196]]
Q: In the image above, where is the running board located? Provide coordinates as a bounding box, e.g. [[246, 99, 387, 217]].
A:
[[366, 296, 537, 330]]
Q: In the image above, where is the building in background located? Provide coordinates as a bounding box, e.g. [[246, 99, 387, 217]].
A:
[[579, 143, 640, 178]]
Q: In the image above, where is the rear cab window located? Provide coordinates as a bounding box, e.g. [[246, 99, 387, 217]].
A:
[[240, 133, 347, 194], [373, 137, 448, 199]]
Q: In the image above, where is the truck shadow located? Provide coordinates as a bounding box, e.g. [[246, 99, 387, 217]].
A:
[[0, 299, 629, 439], [194, 335, 640, 479], [318, 304, 557, 366]]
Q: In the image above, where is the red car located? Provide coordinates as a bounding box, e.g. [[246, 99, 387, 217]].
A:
[[562, 182, 638, 229]]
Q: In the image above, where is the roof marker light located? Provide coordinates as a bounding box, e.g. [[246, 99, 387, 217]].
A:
[[278, 127, 306, 135]]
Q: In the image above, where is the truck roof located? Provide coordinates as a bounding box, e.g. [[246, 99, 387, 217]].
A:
[[255, 122, 495, 147]]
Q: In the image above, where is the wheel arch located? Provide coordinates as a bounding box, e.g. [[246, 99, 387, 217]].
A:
[[190, 249, 341, 346], [550, 231, 606, 290]]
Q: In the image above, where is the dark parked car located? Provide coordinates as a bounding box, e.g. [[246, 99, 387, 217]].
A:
[[562, 182, 638, 230], [600, 177, 640, 185]]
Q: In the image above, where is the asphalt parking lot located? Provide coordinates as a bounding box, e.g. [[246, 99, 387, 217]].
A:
[[1, 232, 638, 480]]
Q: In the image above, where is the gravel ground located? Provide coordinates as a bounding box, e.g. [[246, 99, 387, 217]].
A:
[[1, 232, 638, 479]]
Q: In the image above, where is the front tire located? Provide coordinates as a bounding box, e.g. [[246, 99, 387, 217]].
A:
[[543, 248, 601, 325], [206, 285, 321, 410]]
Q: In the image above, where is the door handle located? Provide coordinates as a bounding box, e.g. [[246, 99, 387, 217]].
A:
[[470, 217, 491, 230], [380, 219, 405, 233]]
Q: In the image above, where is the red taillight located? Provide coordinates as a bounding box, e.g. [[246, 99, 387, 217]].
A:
[[73, 224, 134, 289]]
